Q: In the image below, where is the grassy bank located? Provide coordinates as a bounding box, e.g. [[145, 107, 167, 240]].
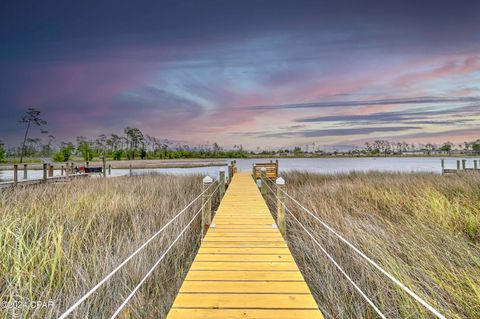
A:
[[265, 171, 480, 318], [0, 174, 218, 318]]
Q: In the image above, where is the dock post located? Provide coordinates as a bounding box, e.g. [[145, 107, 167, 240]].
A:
[[261, 167, 267, 198], [13, 164, 18, 186], [61, 165, 64, 176], [275, 159, 279, 177], [229, 164, 233, 181], [219, 168, 226, 200], [475, 160, 478, 170], [252, 164, 256, 179], [102, 156, 106, 178], [65, 164, 69, 177], [108, 164, 112, 175], [202, 176, 213, 239], [43, 163, 48, 181], [462, 159, 466, 170], [457, 160, 461, 170], [48, 165, 54, 177], [276, 177, 286, 237], [441, 159, 445, 175], [129, 164, 132, 176], [23, 164, 28, 180], [233, 160, 237, 174]]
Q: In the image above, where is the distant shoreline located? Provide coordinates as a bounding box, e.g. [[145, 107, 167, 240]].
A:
[[0, 159, 228, 170], [0, 155, 474, 171]]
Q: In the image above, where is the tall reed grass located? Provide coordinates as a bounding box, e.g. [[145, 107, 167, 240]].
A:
[[265, 171, 480, 319], [0, 174, 216, 318]]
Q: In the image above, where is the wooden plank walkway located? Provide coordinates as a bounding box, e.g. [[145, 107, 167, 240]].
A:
[[167, 172, 323, 319]]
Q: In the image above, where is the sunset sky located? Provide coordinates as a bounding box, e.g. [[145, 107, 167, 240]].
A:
[[1, 0, 480, 150]]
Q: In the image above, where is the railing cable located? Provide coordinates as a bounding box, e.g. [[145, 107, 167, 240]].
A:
[[286, 205, 387, 318], [262, 177, 446, 319], [261, 178, 385, 317], [108, 195, 210, 318], [57, 182, 216, 319]]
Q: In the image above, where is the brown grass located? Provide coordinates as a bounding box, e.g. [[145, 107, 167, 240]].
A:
[[264, 171, 480, 319], [0, 174, 219, 318]]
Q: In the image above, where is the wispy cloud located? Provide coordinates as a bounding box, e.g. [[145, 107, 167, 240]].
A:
[[294, 104, 480, 124], [247, 96, 480, 110], [234, 126, 419, 139]]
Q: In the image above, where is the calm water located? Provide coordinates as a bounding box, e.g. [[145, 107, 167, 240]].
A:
[[0, 157, 474, 182]]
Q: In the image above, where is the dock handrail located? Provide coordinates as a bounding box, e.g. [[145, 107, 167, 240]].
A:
[[57, 181, 219, 319], [108, 190, 218, 318], [261, 177, 447, 319]]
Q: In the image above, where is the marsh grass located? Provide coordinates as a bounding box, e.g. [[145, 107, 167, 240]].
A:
[[0, 174, 218, 318], [265, 171, 480, 318]]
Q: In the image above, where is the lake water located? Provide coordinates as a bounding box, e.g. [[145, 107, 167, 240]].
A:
[[0, 157, 474, 182]]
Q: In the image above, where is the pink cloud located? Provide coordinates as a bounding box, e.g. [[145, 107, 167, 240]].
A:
[[394, 55, 480, 87]]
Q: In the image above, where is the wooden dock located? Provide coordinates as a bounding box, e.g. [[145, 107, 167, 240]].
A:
[[166, 172, 323, 319], [0, 174, 88, 190]]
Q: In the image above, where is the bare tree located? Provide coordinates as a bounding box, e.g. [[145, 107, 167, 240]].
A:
[[19, 108, 47, 163]]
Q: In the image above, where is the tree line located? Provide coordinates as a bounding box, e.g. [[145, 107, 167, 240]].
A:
[[1, 108, 248, 162], [1, 108, 480, 162]]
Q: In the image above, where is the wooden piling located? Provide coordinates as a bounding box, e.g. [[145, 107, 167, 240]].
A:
[[457, 160, 461, 170], [202, 176, 213, 239], [129, 164, 133, 176], [441, 159, 445, 174], [475, 160, 478, 170], [219, 168, 226, 200], [13, 164, 18, 186], [229, 163, 233, 181], [23, 164, 28, 180], [462, 159, 466, 170], [275, 159, 279, 176], [233, 160, 237, 174], [48, 165, 54, 177], [260, 167, 267, 197], [61, 165, 64, 176], [108, 164, 112, 175], [102, 156, 106, 178], [43, 163, 48, 181], [276, 177, 286, 237]]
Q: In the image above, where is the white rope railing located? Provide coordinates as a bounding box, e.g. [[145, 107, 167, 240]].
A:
[[261, 177, 446, 319], [108, 204, 205, 318], [261, 178, 385, 317], [57, 182, 217, 319], [109, 183, 219, 318], [285, 205, 387, 319]]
